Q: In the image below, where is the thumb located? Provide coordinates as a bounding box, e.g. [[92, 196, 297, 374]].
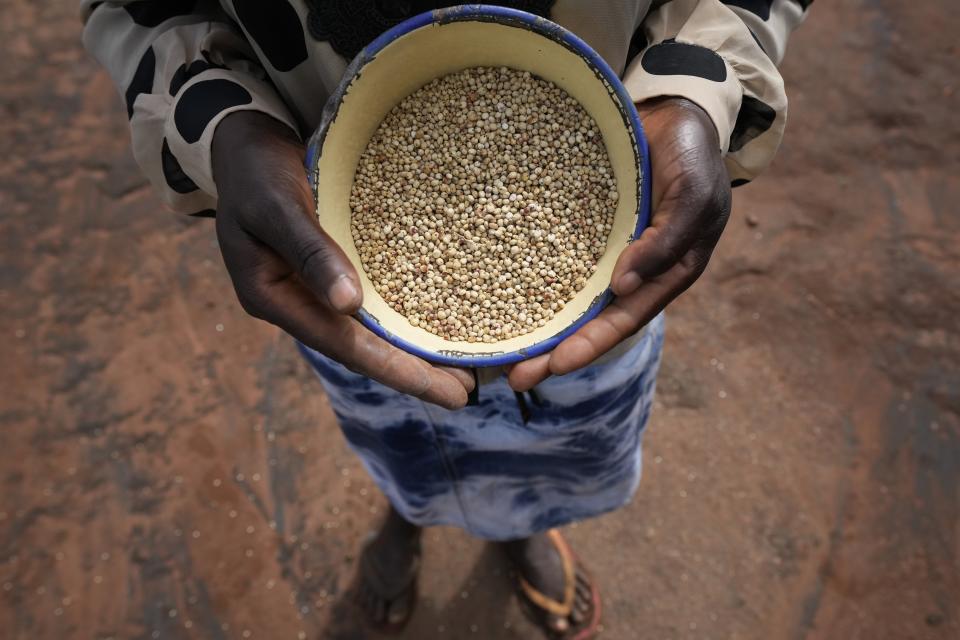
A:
[[289, 221, 363, 314], [247, 179, 363, 314]]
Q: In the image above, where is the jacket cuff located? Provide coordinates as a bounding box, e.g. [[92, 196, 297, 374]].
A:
[[163, 68, 299, 200], [623, 39, 742, 154]]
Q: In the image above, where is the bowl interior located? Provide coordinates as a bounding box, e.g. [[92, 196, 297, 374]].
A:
[[314, 14, 643, 365]]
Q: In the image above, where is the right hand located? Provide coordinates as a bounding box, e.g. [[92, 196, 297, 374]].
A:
[[211, 111, 473, 409]]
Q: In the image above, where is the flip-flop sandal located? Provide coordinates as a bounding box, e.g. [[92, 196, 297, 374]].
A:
[[514, 529, 602, 640], [354, 533, 421, 634]]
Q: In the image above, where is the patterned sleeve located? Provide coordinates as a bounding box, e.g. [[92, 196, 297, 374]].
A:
[[81, 0, 300, 214], [623, 0, 811, 186]]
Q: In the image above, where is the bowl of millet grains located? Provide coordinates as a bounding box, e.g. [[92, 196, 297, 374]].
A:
[[305, 4, 651, 367]]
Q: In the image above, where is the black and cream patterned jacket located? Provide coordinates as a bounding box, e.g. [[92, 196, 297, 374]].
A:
[[81, 0, 810, 215]]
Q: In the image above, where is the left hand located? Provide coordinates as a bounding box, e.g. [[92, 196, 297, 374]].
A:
[[508, 97, 732, 391], [211, 111, 474, 410]]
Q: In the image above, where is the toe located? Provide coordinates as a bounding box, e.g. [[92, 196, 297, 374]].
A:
[[575, 574, 591, 600], [361, 586, 384, 624], [372, 593, 387, 624], [363, 589, 378, 622], [571, 572, 593, 624], [547, 614, 570, 633], [386, 589, 412, 625], [356, 584, 371, 613], [571, 606, 586, 624], [575, 595, 591, 616]]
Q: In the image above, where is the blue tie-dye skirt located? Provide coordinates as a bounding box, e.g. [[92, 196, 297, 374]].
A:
[[297, 314, 664, 541]]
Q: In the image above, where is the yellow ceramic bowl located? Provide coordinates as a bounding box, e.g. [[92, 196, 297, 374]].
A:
[[305, 5, 651, 367]]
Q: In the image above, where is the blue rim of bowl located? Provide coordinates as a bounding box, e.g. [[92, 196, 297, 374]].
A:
[[305, 4, 652, 368]]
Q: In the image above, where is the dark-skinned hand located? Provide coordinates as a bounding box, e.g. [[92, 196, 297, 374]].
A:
[[508, 97, 732, 391], [211, 111, 474, 409]]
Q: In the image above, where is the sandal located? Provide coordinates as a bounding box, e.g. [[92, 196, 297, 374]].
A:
[[514, 529, 602, 640], [354, 533, 421, 634]]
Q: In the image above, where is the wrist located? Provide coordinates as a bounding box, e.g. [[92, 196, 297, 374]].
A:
[[635, 96, 717, 142], [212, 111, 302, 188]]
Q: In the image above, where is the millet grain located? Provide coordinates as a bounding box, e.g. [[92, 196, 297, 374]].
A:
[[350, 66, 618, 343]]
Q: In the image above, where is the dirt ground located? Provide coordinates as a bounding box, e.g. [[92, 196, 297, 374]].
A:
[[1, 2, 958, 639]]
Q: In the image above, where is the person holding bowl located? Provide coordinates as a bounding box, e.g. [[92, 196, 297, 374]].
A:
[[83, 1, 809, 637]]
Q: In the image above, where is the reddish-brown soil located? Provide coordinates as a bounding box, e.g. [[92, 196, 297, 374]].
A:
[[1, 2, 957, 639]]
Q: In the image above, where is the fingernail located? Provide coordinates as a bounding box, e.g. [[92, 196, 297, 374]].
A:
[[616, 271, 642, 296], [328, 274, 360, 312]]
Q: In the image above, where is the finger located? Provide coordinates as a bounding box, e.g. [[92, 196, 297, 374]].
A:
[[613, 105, 727, 297], [610, 187, 703, 297], [436, 366, 476, 393], [294, 224, 363, 314], [272, 217, 362, 314], [549, 260, 697, 376], [284, 293, 469, 409], [507, 353, 551, 392], [244, 172, 363, 314], [220, 224, 467, 409], [267, 281, 468, 408], [346, 330, 471, 409]]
